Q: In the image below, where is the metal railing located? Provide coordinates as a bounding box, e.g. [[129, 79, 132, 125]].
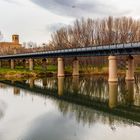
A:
[[0, 42, 140, 59]]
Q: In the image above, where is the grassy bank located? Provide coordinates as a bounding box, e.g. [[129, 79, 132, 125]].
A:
[[0, 65, 73, 79], [0, 66, 55, 79], [0, 65, 140, 80]]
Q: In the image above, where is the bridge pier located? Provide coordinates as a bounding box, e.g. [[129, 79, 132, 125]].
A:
[[29, 58, 34, 71], [23, 59, 26, 68], [11, 59, 15, 69], [72, 57, 79, 76], [108, 56, 118, 82], [125, 55, 134, 81], [42, 58, 47, 71], [57, 57, 64, 77]]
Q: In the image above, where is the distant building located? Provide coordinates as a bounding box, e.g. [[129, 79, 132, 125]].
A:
[[0, 34, 21, 48]]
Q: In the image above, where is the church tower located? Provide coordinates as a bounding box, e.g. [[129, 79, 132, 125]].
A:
[[12, 34, 19, 44]]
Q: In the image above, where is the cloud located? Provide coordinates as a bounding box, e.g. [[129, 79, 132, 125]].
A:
[[30, 0, 131, 18], [46, 23, 68, 32], [3, 0, 18, 4]]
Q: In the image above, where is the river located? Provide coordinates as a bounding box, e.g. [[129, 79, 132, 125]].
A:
[[0, 76, 140, 140]]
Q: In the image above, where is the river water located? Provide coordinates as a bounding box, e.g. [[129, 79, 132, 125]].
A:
[[0, 76, 140, 140]]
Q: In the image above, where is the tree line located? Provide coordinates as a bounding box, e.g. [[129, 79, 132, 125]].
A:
[[0, 16, 140, 70], [1, 16, 140, 54], [49, 16, 140, 50]]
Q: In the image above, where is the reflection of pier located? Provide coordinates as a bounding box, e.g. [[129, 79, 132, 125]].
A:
[[29, 78, 35, 88], [109, 82, 118, 108], [0, 78, 140, 124], [58, 77, 64, 96], [13, 87, 20, 95], [126, 81, 134, 104]]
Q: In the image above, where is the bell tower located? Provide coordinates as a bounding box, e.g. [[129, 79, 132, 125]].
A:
[[12, 34, 19, 44]]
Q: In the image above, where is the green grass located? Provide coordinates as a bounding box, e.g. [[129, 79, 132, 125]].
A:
[[0, 67, 32, 74], [0, 65, 58, 75], [34, 65, 57, 72], [1, 65, 139, 76]]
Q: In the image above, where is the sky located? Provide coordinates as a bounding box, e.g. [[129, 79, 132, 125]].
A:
[[0, 0, 140, 44]]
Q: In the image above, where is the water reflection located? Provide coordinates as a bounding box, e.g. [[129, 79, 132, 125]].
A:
[[0, 100, 6, 120], [13, 87, 20, 95], [0, 83, 7, 88], [58, 77, 64, 96], [126, 81, 134, 105], [0, 76, 140, 140], [0, 76, 140, 124], [42, 78, 47, 87], [29, 78, 35, 88], [134, 78, 140, 107], [109, 82, 118, 108], [72, 76, 79, 92]]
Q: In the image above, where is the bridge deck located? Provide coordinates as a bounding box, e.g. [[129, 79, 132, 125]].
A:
[[0, 42, 140, 59]]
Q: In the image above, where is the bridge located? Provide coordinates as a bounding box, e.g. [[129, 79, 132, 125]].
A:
[[0, 42, 140, 81]]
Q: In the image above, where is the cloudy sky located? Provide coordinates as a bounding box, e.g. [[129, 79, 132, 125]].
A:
[[0, 0, 140, 44]]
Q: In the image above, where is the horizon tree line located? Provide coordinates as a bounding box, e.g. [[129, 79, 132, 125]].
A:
[[0, 16, 140, 70], [48, 16, 140, 50]]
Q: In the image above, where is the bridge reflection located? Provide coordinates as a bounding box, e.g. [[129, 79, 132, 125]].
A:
[[0, 76, 140, 125]]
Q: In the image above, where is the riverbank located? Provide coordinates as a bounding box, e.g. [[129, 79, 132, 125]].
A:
[[0, 66, 139, 80], [0, 68, 55, 79]]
